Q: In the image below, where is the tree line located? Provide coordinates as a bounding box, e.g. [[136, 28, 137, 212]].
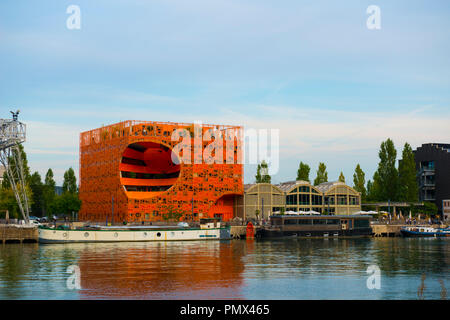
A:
[[0, 145, 81, 219], [298, 139, 420, 203], [255, 139, 431, 208]]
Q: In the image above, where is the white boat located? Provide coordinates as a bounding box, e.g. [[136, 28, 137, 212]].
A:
[[38, 219, 231, 243], [400, 226, 450, 237]]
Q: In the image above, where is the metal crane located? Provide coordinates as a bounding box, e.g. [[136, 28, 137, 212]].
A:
[[0, 110, 30, 224]]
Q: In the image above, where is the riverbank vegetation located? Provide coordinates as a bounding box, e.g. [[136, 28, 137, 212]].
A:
[[0, 145, 81, 219]]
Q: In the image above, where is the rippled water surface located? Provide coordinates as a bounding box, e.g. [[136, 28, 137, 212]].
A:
[[0, 238, 448, 299]]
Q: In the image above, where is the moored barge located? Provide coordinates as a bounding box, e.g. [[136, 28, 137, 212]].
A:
[[400, 226, 450, 237], [38, 218, 231, 243], [257, 214, 372, 238]]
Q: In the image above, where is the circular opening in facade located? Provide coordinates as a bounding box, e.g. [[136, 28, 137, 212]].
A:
[[157, 232, 161, 237], [120, 141, 181, 198]]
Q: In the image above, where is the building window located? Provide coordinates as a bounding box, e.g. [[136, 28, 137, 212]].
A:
[[421, 161, 435, 170], [299, 186, 310, 193], [337, 195, 347, 205], [286, 194, 297, 205], [271, 219, 282, 225], [354, 219, 369, 228], [299, 194, 310, 205], [324, 196, 335, 205], [349, 196, 359, 206], [312, 195, 323, 206]]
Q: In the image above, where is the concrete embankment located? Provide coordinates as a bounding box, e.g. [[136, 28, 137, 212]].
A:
[[0, 225, 38, 244]]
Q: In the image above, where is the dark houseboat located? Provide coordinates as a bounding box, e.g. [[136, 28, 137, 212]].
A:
[[257, 214, 372, 238]]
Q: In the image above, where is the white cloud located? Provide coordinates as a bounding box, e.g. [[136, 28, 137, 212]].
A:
[[19, 101, 450, 185]]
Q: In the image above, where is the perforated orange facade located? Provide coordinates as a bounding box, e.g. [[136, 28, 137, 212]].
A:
[[79, 120, 243, 223]]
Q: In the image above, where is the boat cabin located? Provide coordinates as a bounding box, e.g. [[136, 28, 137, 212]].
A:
[[262, 214, 372, 237], [200, 217, 222, 229]]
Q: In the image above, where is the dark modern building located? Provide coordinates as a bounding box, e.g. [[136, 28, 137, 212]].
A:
[[414, 143, 450, 216]]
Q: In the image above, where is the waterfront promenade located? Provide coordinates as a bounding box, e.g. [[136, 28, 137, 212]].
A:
[[0, 220, 447, 244]]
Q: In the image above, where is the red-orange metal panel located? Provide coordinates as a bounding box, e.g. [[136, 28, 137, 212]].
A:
[[79, 120, 243, 223]]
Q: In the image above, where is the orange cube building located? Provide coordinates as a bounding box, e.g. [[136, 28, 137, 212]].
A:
[[78, 120, 243, 223]]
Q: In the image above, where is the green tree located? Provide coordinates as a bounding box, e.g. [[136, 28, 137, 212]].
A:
[[62, 167, 77, 193], [366, 180, 373, 201], [0, 144, 33, 219], [422, 202, 438, 216], [338, 172, 345, 183], [0, 184, 33, 219], [296, 162, 310, 182], [57, 168, 81, 217], [43, 169, 56, 217], [314, 162, 328, 186], [53, 192, 81, 216], [373, 139, 398, 201], [398, 143, 419, 202], [0, 188, 18, 218], [353, 164, 367, 201], [255, 160, 271, 183], [1, 144, 31, 189], [29, 172, 44, 217], [367, 171, 382, 201]]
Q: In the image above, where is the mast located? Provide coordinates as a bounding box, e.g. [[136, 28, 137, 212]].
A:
[[0, 110, 30, 224]]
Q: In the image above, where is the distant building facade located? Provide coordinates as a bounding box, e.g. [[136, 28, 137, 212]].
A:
[[315, 181, 361, 215], [79, 120, 243, 223], [278, 180, 325, 213], [235, 183, 285, 220], [443, 200, 450, 221], [235, 180, 361, 220], [414, 143, 450, 215]]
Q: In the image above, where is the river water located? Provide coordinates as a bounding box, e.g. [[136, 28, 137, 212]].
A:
[[0, 238, 448, 300]]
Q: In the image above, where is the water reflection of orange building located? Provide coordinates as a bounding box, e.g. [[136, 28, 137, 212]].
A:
[[77, 241, 246, 299]]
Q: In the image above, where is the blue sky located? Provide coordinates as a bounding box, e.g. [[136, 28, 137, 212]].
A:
[[1, 0, 450, 185]]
